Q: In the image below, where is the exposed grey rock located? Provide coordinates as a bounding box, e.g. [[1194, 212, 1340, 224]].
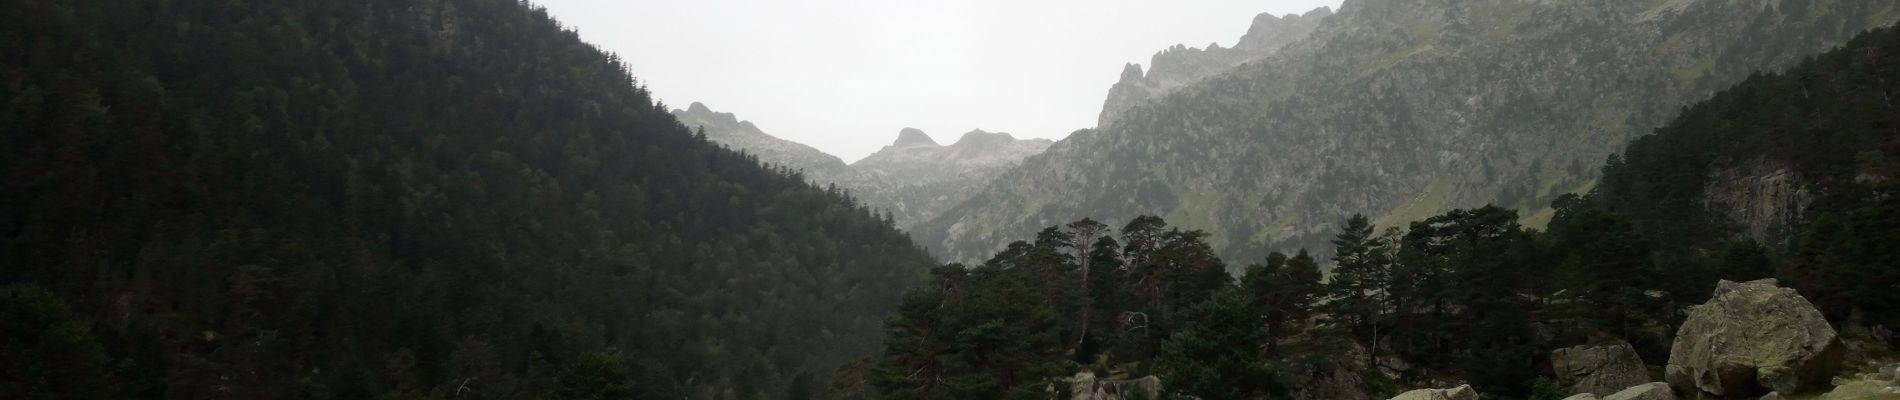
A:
[[1553, 341, 1651, 396], [1067, 372, 1161, 400], [1600, 382, 1675, 400], [1702, 158, 1813, 248], [1563, 394, 1600, 400], [1665, 279, 1843, 399], [1097, 7, 1332, 128], [1387, 384, 1478, 400]]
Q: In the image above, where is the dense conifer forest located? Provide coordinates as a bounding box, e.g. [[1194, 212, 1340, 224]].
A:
[[0, 0, 932, 398]]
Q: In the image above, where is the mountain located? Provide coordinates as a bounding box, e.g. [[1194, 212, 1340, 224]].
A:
[[840, 129, 1055, 229], [670, 103, 1053, 230], [917, 0, 1900, 265], [1099, 7, 1334, 128], [671, 102, 853, 181], [0, 0, 932, 398]]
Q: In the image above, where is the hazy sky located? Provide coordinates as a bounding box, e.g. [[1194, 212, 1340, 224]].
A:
[[536, 0, 1344, 162]]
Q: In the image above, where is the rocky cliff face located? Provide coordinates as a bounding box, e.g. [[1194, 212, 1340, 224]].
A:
[[1098, 7, 1333, 128], [1701, 158, 1814, 248], [671, 102, 852, 182], [841, 129, 1054, 229], [672, 104, 1052, 230], [917, 0, 1900, 264]]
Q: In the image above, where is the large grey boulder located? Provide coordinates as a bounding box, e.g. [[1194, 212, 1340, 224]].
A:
[[1553, 341, 1651, 396], [1665, 279, 1843, 399], [1387, 384, 1478, 400], [1601, 382, 1676, 400]]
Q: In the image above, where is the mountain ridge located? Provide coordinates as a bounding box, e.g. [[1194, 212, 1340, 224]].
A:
[[918, 0, 1900, 265]]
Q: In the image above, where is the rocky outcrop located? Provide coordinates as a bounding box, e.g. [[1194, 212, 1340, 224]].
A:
[[1387, 384, 1478, 400], [1066, 372, 1161, 400], [1702, 158, 1813, 248], [1552, 341, 1652, 396], [1666, 279, 1843, 399], [1097, 7, 1332, 128]]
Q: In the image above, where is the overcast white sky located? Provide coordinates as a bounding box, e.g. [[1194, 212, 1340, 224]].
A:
[[535, 0, 1343, 162]]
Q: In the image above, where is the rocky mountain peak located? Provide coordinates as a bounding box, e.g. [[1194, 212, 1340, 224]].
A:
[[893, 127, 940, 147], [1237, 7, 1334, 52], [1097, 6, 1333, 128], [951, 130, 1016, 148], [669, 102, 850, 181], [1120, 63, 1146, 82]]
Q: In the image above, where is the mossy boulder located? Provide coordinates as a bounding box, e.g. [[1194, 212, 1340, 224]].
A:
[[1665, 279, 1843, 399]]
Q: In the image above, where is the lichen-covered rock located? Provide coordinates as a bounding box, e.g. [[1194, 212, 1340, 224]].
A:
[[1553, 341, 1651, 396], [1600, 382, 1675, 400], [1388, 384, 1478, 400], [1665, 279, 1843, 399]]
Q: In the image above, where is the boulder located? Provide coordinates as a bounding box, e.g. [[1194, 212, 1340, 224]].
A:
[[1553, 341, 1652, 395], [1067, 372, 1161, 400], [1665, 279, 1843, 399], [1600, 382, 1675, 400], [1562, 394, 1600, 400], [1387, 384, 1479, 400]]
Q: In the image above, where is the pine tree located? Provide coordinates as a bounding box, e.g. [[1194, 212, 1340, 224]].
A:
[[1156, 288, 1285, 400], [1325, 214, 1393, 364]]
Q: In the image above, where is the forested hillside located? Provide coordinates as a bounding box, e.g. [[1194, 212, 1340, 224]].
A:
[[0, 0, 932, 398], [867, 25, 1900, 400], [1585, 23, 1900, 329], [918, 0, 1900, 265]]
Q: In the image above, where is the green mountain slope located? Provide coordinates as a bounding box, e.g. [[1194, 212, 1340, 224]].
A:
[[0, 0, 931, 398], [917, 0, 1900, 265]]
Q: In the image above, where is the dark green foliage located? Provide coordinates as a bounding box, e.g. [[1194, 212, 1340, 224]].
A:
[[874, 216, 1247, 399], [0, 285, 121, 400], [1527, 377, 1566, 400], [1323, 214, 1394, 365], [552, 350, 640, 400], [1155, 288, 1286, 400], [1241, 250, 1321, 357], [0, 0, 933, 397]]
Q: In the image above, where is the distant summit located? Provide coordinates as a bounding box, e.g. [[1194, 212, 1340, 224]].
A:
[[893, 127, 940, 147], [671, 103, 851, 180], [673, 116, 1053, 230]]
